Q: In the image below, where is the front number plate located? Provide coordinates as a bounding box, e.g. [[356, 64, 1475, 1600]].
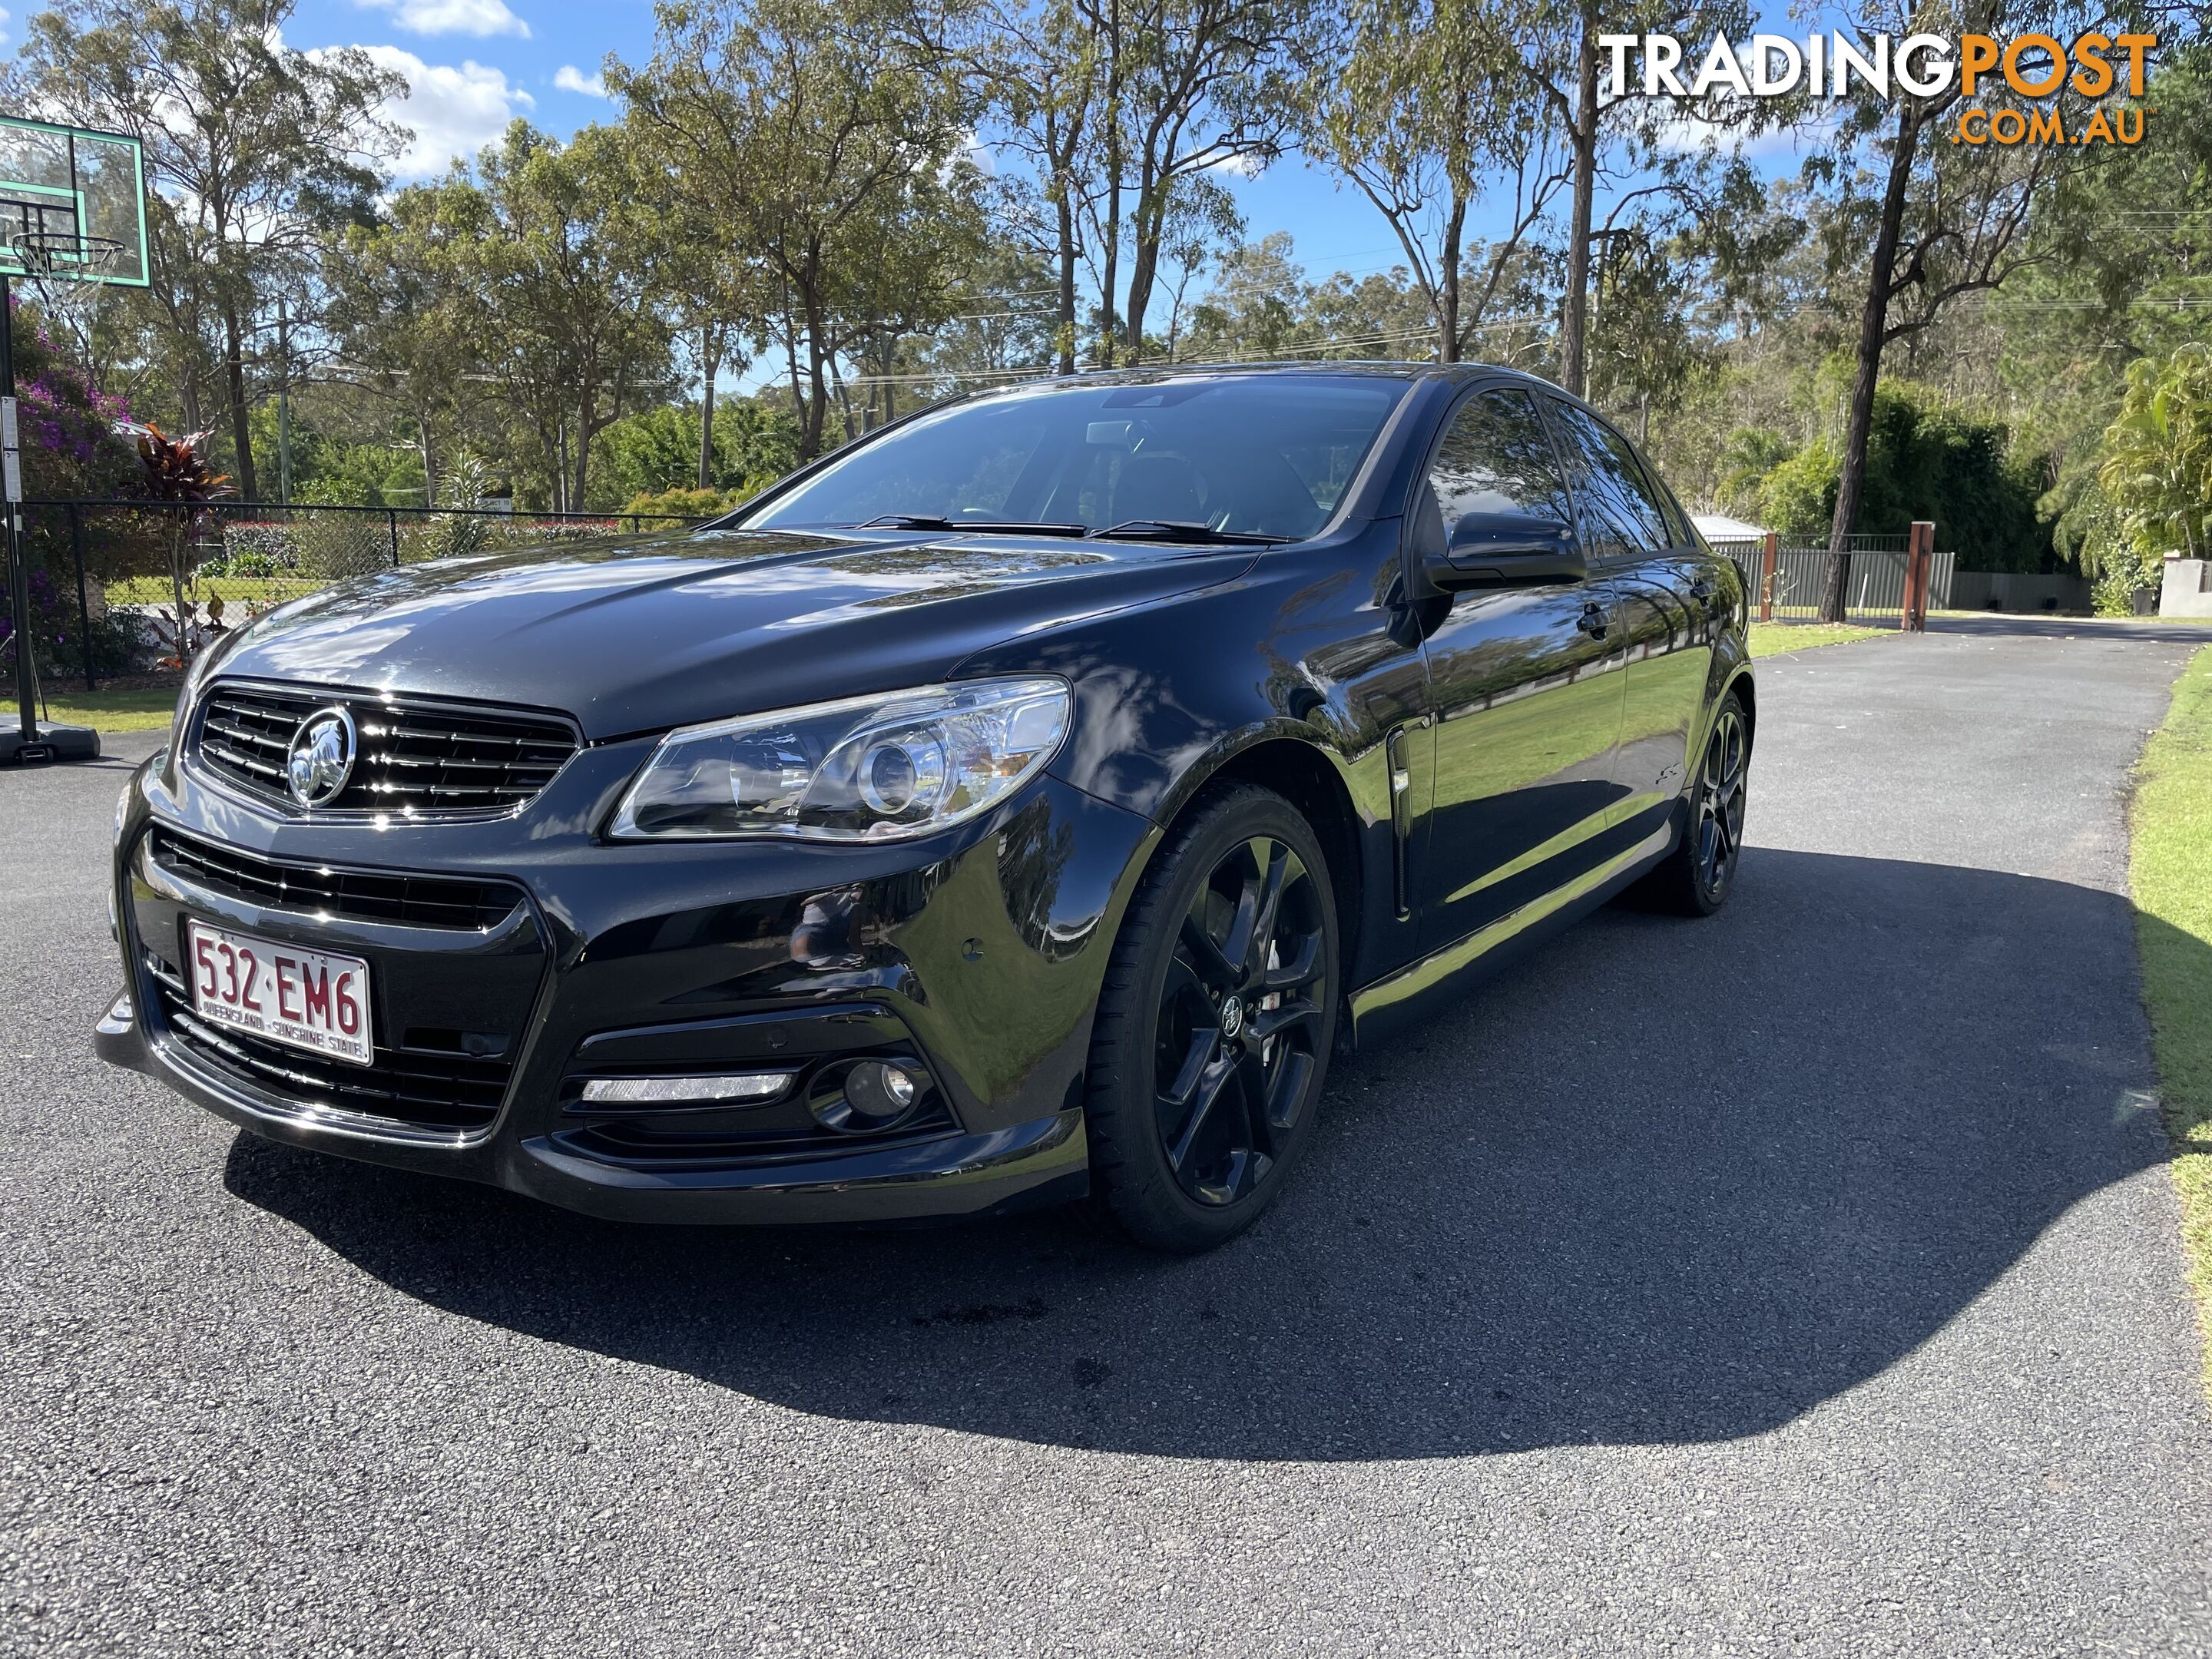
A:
[[185, 921, 373, 1067]]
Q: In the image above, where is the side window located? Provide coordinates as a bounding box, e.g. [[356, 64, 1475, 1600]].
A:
[[1542, 398, 1668, 558], [1426, 387, 1574, 543], [1647, 469, 1696, 548]]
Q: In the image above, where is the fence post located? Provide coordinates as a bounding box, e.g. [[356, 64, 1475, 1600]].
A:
[[1903, 521, 1933, 632], [69, 502, 94, 691], [387, 508, 400, 569], [1759, 531, 1777, 623]]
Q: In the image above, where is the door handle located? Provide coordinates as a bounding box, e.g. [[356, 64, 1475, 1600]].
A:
[[1688, 577, 1714, 604], [1577, 602, 1609, 641]]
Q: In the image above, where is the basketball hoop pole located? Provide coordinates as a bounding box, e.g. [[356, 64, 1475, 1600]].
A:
[[0, 267, 39, 752]]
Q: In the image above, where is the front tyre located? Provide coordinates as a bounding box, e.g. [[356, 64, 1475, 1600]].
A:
[[1084, 784, 1340, 1253]]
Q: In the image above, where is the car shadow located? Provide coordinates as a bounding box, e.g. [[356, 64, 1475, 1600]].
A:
[[223, 848, 2176, 1459]]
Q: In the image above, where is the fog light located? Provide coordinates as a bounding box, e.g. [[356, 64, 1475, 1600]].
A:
[[811, 1059, 926, 1133], [579, 1072, 793, 1108]]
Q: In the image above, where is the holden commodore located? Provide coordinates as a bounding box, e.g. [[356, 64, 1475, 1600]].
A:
[[98, 364, 1752, 1252]]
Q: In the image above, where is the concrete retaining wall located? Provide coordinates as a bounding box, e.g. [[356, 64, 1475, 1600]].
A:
[[1949, 571, 2094, 614], [2160, 558, 2212, 619]]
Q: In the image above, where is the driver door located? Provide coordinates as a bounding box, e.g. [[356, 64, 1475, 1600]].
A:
[[1415, 386, 1628, 952]]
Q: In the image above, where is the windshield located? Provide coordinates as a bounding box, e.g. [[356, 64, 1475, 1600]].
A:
[[740, 375, 1407, 542]]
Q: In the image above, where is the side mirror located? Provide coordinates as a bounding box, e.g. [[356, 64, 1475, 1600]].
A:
[[1435, 511, 1585, 590]]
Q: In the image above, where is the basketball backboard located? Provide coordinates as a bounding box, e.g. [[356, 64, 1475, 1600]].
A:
[[0, 114, 148, 287]]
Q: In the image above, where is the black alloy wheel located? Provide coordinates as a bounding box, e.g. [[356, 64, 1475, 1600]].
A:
[[1633, 687, 1750, 917], [1153, 834, 1328, 1207], [1085, 785, 1339, 1251], [1694, 700, 1749, 902]]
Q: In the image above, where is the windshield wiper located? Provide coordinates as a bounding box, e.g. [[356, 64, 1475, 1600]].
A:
[[1088, 519, 1284, 546], [855, 514, 1088, 537]]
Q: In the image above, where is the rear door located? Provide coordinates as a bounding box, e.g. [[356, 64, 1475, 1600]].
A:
[[1414, 384, 1628, 952], [1539, 400, 1707, 836], [1542, 399, 1716, 840]]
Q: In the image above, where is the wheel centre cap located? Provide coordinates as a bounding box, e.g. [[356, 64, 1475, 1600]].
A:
[[1220, 994, 1246, 1041]]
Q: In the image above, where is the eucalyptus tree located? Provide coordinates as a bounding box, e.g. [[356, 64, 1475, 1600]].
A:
[[392, 122, 677, 512], [1300, 0, 1570, 365], [1806, 0, 2114, 621], [615, 145, 771, 490], [1501, 0, 1758, 397], [612, 0, 973, 461], [828, 157, 994, 432], [326, 187, 501, 508], [3, 0, 402, 499], [1078, 0, 1306, 363], [908, 0, 1103, 374]]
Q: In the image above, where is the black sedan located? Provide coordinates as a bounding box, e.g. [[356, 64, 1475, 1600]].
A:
[[97, 364, 1752, 1252]]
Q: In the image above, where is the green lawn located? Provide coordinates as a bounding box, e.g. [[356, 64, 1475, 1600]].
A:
[[106, 574, 316, 607], [38, 687, 180, 733], [2131, 643, 2212, 1397], [1747, 621, 1889, 658]]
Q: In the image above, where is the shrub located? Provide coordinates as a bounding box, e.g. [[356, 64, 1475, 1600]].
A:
[[624, 485, 742, 520], [213, 522, 303, 579]]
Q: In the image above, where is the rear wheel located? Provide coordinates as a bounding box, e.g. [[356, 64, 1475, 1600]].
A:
[[1084, 785, 1339, 1253], [1635, 689, 1750, 916]]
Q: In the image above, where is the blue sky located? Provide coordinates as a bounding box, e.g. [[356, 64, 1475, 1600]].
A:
[[282, 0, 1471, 282], [275, 0, 1820, 382]]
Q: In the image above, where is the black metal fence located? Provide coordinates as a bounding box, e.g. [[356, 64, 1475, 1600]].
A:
[[1707, 534, 1956, 623], [1, 498, 706, 693]]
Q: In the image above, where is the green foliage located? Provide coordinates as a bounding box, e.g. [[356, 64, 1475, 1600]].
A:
[[2092, 542, 2167, 617], [1858, 389, 2041, 571], [2098, 344, 2212, 564], [590, 401, 800, 508], [1753, 435, 1839, 539], [1716, 427, 1796, 518], [624, 485, 747, 519], [1710, 385, 2045, 567]]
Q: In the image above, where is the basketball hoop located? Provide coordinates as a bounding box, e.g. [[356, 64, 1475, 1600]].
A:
[[8, 227, 123, 280]]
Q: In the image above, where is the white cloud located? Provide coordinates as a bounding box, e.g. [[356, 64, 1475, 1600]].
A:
[[350, 45, 535, 178], [356, 0, 531, 40], [554, 65, 607, 98], [1204, 153, 1267, 180]]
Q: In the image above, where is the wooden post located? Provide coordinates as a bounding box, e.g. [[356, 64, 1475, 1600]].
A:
[[1902, 520, 1934, 631], [1760, 531, 1778, 623]]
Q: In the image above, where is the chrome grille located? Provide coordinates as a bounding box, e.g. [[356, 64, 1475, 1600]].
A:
[[194, 684, 578, 813], [150, 830, 523, 932]]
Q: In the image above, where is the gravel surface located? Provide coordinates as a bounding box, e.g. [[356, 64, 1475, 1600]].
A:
[[5, 615, 2211, 1657]]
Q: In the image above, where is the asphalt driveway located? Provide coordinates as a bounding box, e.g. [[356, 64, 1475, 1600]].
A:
[[5, 617, 2210, 1656]]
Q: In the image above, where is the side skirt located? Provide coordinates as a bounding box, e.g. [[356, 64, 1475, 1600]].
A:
[[1340, 814, 1679, 1053]]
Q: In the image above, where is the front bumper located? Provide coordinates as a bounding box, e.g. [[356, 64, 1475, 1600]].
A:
[[99, 736, 1152, 1225]]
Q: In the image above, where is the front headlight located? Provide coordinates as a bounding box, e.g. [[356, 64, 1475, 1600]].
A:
[[609, 677, 1071, 842]]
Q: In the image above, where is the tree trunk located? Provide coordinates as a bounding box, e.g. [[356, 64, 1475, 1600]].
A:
[[417, 414, 439, 510], [698, 327, 720, 491], [1123, 211, 1160, 362], [1098, 2, 1123, 369], [573, 408, 594, 515], [1056, 186, 1079, 375], [780, 283, 810, 458], [1820, 104, 1920, 624], [1558, 5, 1599, 398], [1438, 195, 1466, 365], [799, 282, 833, 461], [220, 302, 257, 501]]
